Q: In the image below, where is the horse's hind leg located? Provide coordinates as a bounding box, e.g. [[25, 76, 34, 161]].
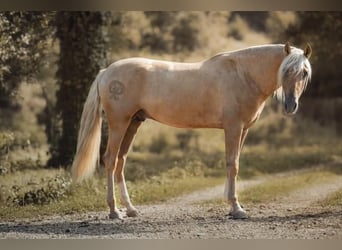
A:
[[115, 118, 142, 217], [103, 120, 130, 220]]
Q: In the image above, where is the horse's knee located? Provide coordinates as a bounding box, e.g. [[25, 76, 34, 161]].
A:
[[103, 151, 119, 174], [226, 162, 239, 177]]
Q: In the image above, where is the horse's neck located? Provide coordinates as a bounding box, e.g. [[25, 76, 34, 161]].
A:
[[239, 46, 285, 97]]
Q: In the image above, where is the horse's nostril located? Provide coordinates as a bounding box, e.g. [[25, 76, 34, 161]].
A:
[[293, 102, 298, 111]]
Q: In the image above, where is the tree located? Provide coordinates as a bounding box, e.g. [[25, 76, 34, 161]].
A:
[[268, 12, 342, 133], [271, 12, 342, 97], [49, 12, 109, 167], [171, 13, 200, 52], [229, 12, 269, 32], [140, 11, 176, 52], [0, 12, 54, 108], [0, 12, 54, 173], [140, 12, 201, 53]]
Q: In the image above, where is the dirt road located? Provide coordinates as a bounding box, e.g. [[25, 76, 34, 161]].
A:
[[1, 172, 342, 239]]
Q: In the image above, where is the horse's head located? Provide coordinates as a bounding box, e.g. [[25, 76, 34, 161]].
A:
[[277, 42, 312, 115]]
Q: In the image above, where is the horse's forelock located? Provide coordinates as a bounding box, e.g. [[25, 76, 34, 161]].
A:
[[277, 50, 312, 89]]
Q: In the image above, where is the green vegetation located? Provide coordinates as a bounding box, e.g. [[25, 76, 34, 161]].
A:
[[202, 169, 341, 206], [318, 188, 342, 207], [0, 169, 224, 220], [0, 12, 54, 107], [239, 170, 339, 204]]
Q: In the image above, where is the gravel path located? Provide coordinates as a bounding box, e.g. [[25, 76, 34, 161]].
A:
[[1, 171, 342, 239]]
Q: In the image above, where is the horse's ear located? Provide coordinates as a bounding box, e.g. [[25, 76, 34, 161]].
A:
[[304, 43, 312, 59], [284, 42, 291, 55]]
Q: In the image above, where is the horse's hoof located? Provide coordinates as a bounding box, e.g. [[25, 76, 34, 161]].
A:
[[230, 209, 248, 219], [108, 211, 123, 220], [126, 209, 138, 217]]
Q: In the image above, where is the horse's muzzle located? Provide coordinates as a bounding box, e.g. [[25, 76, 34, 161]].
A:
[[284, 96, 298, 115]]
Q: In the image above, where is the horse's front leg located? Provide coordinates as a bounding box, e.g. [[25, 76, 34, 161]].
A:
[[224, 125, 248, 219]]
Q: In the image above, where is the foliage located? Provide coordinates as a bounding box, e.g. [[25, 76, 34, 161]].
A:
[[0, 131, 15, 151], [229, 11, 269, 32], [299, 97, 342, 135], [0, 12, 55, 107], [318, 188, 342, 207], [0, 132, 14, 175], [266, 12, 342, 130], [139, 11, 201, 53], [271, 12, 342, 98], [171, 13, 200, 52], [148, 133, 169, 154], [140, 11, 176, 52], [0, 131, 38, 175], [8, 175, 71, 206], [176, 130, 199, 150]]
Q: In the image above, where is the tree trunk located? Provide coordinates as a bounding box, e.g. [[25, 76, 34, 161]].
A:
[[49, 11, 108, 167]]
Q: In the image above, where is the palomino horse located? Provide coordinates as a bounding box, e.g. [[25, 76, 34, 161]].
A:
[[71, 43, 312, 219]]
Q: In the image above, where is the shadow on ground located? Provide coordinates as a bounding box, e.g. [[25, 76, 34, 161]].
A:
[[0, 207, 341, 238]]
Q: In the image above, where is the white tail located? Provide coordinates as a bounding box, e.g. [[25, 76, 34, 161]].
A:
[[71, 70, 104, 182]]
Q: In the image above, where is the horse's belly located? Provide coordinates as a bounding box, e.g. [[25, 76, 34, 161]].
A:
[[143, 101, 223, 129], [152, 116, 223, 129]]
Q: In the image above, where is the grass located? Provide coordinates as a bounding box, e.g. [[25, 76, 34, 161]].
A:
[[0, 178, 107, 219], [317, 188, 342, 207], [239, 170, 339, 204], [239, 145, 337, 178], [0, 173, 224, 220], [129, 175, 225, 205], [202, 169, 341, 206]]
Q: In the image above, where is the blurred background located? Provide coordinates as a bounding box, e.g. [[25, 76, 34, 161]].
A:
[[0, 12, 341, 216]]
